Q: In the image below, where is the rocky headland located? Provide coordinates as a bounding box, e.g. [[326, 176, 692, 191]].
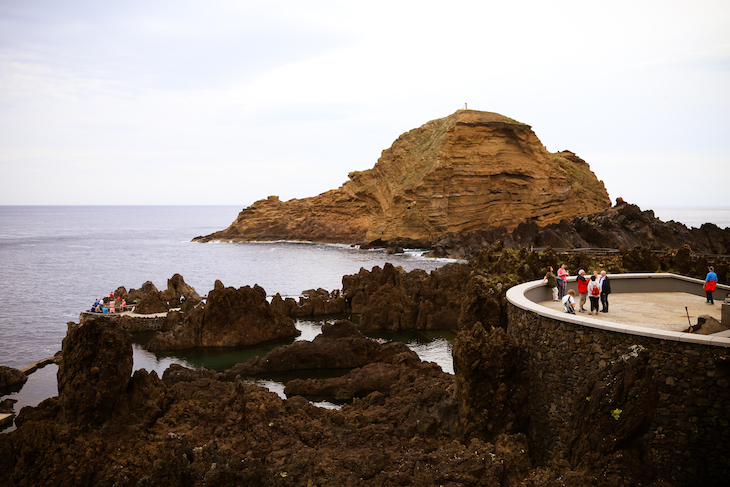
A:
[[194, 110, 611, 246], [2, 108, 729, 484]]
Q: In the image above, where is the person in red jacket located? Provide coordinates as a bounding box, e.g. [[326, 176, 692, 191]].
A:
[[577, 269, 589, 312]]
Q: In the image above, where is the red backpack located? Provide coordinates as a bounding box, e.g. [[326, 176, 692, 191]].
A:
[[591, 285, 600, 296]]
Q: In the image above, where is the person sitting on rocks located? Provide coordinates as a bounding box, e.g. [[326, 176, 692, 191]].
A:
[[562, 289, 576, 314]]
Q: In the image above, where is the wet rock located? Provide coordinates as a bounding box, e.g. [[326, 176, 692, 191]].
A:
[[0, 366, 27, 394], [225, 320, 410, 377]]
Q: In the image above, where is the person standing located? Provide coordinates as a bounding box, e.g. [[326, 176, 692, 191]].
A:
[[557, 264, 569, 299], [577, 269, 589, 312], [542, 266, 559, 301], [705, 266, 718, 305], [587, 273, 600, 315], [599, 270, 611, 313]]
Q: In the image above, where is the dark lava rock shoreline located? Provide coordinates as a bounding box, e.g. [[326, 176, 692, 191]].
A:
[[2, 200, 729, 485]]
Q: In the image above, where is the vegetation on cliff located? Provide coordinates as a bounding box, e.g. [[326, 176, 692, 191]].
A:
[[195, 110, 611, 245]]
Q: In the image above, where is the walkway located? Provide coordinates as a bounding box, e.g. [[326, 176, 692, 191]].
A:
[[539, 292, 726, 334]]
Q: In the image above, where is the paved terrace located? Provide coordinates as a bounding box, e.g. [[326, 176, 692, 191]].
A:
[[508, 273, 730, 346], [538, 292, 726, 335]]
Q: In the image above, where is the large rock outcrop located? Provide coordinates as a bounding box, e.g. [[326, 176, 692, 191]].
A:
[[194, 110, 610, 245], [146, 281, 298, 350]]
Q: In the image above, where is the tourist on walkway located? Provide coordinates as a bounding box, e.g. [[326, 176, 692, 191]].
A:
[[562, 289, 576, 314], [587, 273, 600, 315], [542, 266, 559, 301], [599, 270, 611, 313], [557, 264, 569, 298], [577, 269, 589, 312], [705, 266, 718, 305]]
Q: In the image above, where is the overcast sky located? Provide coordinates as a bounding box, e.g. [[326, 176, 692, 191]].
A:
[[1, 0, 728, 209]]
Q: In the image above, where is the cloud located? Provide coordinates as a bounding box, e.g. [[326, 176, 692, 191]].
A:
[[1, 0, 729, 206]]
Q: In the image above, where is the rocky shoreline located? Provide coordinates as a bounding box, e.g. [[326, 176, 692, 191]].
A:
[[3, 196, 730, 485], [2, 234, 729, 485]]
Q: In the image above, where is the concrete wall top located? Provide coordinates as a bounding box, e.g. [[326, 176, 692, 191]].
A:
[[506, 273, 730, 348]]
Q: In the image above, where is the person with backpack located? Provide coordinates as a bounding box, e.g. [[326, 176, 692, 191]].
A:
[[562, 289, 576, 314], [587, 272, 601, 315], [704, 266, 718, 305]]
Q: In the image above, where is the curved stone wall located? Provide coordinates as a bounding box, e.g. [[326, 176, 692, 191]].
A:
[[506, 273, 730, 486]]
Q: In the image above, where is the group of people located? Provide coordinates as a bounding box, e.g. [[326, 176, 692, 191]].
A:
[[543, 266, 611, 315], [90, 292, 127, 314]]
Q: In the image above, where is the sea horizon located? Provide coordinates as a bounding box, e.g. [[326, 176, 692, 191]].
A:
[[1, 203, 728, 230]]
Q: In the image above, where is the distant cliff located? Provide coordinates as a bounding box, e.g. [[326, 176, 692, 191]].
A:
[[195, 110, 611, 245]]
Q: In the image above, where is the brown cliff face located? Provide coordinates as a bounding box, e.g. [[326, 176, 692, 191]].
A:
[[196, 110, 611, 244]]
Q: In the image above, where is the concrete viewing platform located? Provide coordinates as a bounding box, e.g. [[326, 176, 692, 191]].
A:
[[538, 292, 727, 335], [507, 273, 730, 347]]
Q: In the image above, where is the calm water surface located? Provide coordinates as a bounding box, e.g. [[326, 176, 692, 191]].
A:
[[0, 206, 457, 430]]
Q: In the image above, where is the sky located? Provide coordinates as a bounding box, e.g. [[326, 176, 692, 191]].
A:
[[1, 0, 729, 208]]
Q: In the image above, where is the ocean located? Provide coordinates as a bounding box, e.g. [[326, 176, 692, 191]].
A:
[[1, 205, 727, 428], [0, 206, 459, 425]]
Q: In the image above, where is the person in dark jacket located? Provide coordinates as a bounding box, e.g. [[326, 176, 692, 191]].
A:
[[599, 270, 611, 313]]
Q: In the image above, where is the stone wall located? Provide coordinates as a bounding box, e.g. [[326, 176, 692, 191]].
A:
[[507, 278, 730, 486], [78, 312, 167, 333]]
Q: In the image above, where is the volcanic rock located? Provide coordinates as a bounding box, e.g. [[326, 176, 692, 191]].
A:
[[567, 346, 660, 484], [270, 288, 349, 318], [195, 110, 610, 245], [343, 262, 471, 330], [57, 315, 133, 425], [0, 366, 27, 394], [146, 282, 298, 350], [128, 274, 203, 313], [452, 323, 528, 442], [428, 201, 730, 259], [225, 320, 412, 377]]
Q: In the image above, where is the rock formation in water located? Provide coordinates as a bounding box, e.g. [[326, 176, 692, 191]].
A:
[[225, 320, 415, 378], [194, 110, 611, 245], [0, 367, 27, 399], [146, 280, 298, 350]]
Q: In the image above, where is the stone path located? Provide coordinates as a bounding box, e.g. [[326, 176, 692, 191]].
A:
[[539, 292, 726, 334]]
